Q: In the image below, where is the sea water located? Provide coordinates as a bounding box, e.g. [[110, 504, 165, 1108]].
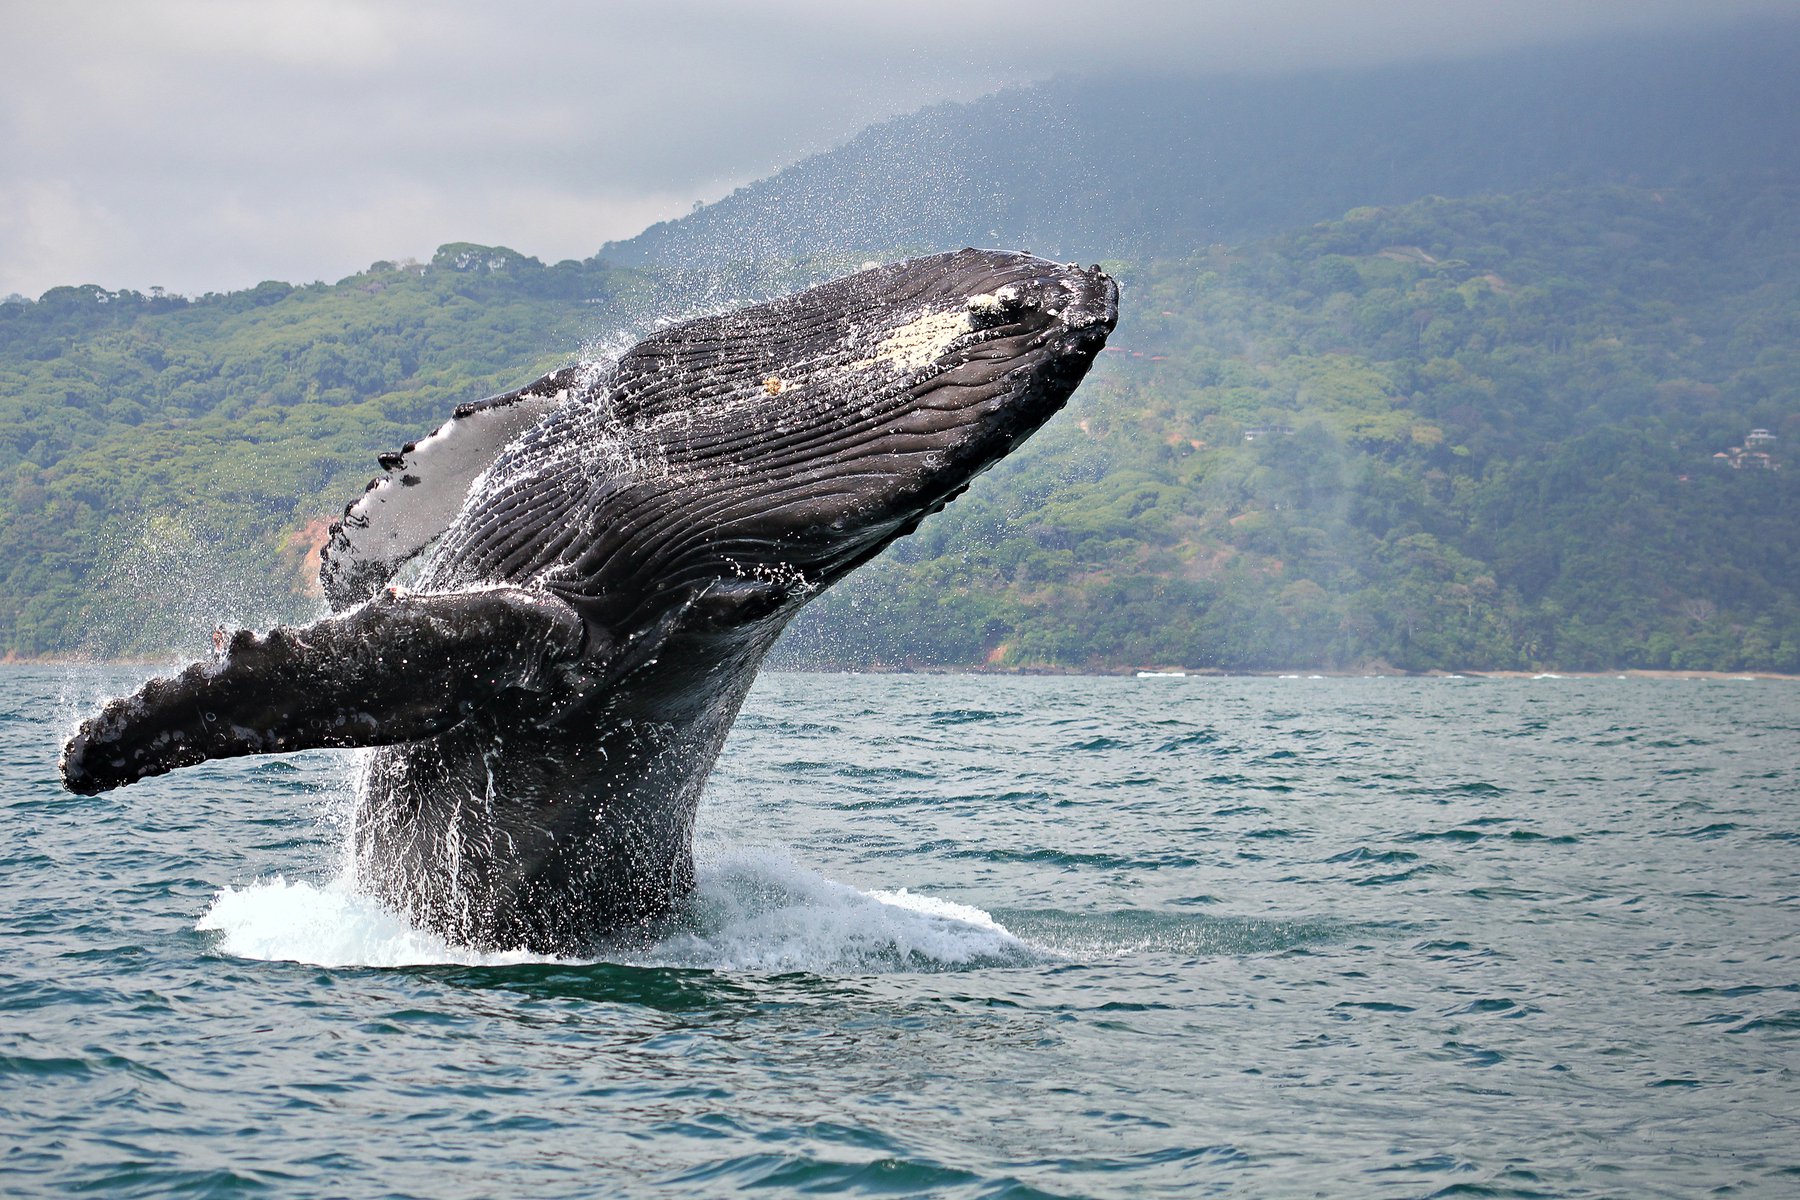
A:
[[2, 668, 1796, 1198]]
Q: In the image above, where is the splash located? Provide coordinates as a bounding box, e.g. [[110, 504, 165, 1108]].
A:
[[649, 846, 1037, 972], [80, 511, 313, 660], [196, 847, 1039, 974], [196, 876, 539, 968]]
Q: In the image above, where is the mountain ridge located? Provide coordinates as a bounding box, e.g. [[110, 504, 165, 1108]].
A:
[[599, 21, 1800, 270]]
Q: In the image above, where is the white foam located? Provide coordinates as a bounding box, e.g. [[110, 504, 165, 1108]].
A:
[[195, 848, 1038, 974], [197, 875, 548, 968], [650, 848, 1033, 972]]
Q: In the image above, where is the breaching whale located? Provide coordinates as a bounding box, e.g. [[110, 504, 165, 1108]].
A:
[[60, 249, 1119, 953]]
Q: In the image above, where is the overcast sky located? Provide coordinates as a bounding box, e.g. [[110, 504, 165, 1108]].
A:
[[2, 0, 1792, 299]]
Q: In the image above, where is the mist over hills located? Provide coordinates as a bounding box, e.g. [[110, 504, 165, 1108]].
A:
[[3, 20, 1797, 670], [601, 21, 1800, 270]]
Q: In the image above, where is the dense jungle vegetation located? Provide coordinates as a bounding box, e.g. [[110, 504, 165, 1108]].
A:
[[780, 182, 1800, 672], [2, 183, 1796, 670]]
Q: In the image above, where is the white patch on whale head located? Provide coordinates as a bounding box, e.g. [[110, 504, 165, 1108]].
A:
[[965, 286, 1017, 316], [852, 306, 974, 373]]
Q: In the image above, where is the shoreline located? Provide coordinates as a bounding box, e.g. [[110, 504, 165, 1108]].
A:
[[7, 656, 1795, 682]]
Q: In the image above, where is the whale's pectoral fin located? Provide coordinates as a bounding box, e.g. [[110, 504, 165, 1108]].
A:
[[60, 587, 586, 795], [319, 367, 586, 611]]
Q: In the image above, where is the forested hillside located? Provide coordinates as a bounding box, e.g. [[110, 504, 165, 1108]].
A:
[[3, 181, 1795, 670], [775, 182, 1800, 672], [0, 247, 640, 656]]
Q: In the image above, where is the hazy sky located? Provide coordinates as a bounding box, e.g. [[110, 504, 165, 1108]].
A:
[[2, 0, 1792, 298]]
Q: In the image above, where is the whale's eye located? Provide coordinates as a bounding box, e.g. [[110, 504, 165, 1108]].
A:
[[763, 376, 784, 396]]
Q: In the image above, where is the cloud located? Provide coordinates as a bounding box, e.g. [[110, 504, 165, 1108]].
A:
[[1, 0, 1791, 297]]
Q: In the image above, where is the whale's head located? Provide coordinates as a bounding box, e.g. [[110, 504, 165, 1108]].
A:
[[752, 249, 1118, 580], [432, 249, 1118, 643]]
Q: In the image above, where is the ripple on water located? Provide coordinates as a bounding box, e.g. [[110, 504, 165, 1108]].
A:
[[4, 669, 1798, 1199], [926, 708, 1020, 725]]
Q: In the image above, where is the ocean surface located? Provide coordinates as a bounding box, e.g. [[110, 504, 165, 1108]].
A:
[[3, 667, 1796, 1198]]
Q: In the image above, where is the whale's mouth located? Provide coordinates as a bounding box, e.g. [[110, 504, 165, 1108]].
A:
[[847, 258, 1116, 381]]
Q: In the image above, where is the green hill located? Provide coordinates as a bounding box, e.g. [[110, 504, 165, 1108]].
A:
[[3, 182, 1795, 671], [774, 182, 1800, 673], [0, 247, 642, 656]]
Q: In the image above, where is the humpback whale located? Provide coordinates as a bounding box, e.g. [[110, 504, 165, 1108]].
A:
[[60, 249, 1119, 953]]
